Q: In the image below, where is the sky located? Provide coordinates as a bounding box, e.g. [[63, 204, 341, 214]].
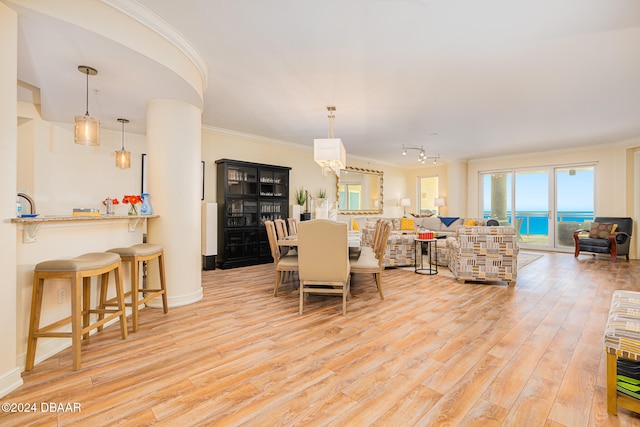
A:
[[483, 168, 594, 213]]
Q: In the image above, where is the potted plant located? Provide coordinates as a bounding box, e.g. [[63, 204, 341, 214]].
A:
[[293, 187, 310, 221], [315, 188, 328, 219]]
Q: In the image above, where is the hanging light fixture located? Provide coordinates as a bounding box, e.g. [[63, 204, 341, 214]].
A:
[[115, 118, 130, 169], [74, 66, 100, 146], [314, 106, 346, 176]]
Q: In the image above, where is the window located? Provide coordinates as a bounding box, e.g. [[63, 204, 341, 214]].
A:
[[418, 176, 439, 214]]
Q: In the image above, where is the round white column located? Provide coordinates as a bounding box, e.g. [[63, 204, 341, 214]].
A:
[[146, 99, 203, 306], [0, 3, 22, 392]]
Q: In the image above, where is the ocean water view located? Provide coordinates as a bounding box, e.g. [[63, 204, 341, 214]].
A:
[[483, 211, 594, 235]]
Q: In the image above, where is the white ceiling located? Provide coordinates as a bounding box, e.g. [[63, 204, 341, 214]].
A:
[[9, 0, 640, 166]]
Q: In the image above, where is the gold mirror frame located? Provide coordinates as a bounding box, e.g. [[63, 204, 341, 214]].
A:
[[336, 166, 384, 215]]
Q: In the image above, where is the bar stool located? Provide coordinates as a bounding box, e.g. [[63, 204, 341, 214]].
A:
[[105, 244, 168, 332], [26, 252, 127, 371]]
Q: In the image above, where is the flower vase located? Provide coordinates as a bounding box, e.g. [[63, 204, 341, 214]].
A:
[[140, 193, 152, 215], [128, 204, 138, 216], [315, 198, 328, 219]]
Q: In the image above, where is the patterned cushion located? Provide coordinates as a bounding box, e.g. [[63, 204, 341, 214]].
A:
[[605, 290, 640, 361], [589, 222, 617, 239], [400, 218, 415, 230]]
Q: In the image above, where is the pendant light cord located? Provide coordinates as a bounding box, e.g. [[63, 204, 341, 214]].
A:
[[84, 69, 90, 116]]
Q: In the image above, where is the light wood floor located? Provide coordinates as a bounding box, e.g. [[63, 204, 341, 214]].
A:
[[3, 252, 640, 426]]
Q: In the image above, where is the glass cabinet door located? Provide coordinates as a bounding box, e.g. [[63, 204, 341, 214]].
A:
[[227, 166, 257, 196], [259, 170, 287, 197], [227, 199, 258, 228], [259, 200, 287, 222]]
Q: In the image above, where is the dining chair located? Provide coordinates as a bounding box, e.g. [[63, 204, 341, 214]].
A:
[[264, 220, 298, 297], [298, 219, 351, 315], [361, 219, 384, 258], [350, 220, 391, 300], [274, 218, 295, 256], [274, 218, 288, 239], [287, 217, 298, 236]]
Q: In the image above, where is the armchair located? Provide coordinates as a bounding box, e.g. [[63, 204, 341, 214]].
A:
[[573, 217, 633, 262], [447, 226, 519, 287]]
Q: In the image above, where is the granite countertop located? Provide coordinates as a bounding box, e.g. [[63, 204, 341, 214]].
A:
[[11, 214, 159, 223]]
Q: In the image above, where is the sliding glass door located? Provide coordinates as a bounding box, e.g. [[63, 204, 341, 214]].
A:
[[481, 165, 595, 251], [555, 166, 595, 249]]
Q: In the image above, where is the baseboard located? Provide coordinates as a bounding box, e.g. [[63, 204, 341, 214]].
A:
[[0, 367, 23, 398], [146, 287, 203, 308]]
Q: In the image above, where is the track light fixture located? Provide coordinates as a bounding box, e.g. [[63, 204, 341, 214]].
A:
[[401, 145, 440, 164]]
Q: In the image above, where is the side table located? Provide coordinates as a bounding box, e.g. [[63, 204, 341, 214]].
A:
[[414, 238, 438, 275]]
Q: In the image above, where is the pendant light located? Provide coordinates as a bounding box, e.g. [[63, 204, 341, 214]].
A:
[[314, 106, 346, 176], [115, 118, 130, 169], [74, 66, 100, 146]]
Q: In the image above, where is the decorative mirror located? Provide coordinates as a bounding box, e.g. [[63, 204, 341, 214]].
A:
[[336, 166, 384, 215]]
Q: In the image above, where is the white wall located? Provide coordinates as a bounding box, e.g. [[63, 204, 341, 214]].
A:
[[201, 127, 409, 220], [18, 103, 146, 215], [13, 103, 147, 373]]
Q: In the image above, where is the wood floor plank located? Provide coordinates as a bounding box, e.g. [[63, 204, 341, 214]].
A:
[[3, 252, 640, 426]]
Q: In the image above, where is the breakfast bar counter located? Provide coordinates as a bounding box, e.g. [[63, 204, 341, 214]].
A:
[[12, 214, 159, 242], [11, 214, 159, 223]]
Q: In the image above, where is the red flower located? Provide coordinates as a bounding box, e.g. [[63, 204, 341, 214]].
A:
[[122, 195, 142, 205], [102, 197, 119, 206]]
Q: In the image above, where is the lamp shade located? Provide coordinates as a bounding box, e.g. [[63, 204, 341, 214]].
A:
[[74, 114, 100, 146], [115, 118, 130, 169], [314, 137, 346, 176], [434, 197, 445, 207], [400, 198, 411, 207], [115, 149, 131, 169]]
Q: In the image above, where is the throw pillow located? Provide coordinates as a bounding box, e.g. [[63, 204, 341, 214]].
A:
[[352, 219, 360, 231], [392, 218, 401, 230], [400, 218, 415, 230], [463, 219, 477, 226], [440, 217, 460, 227], [588, 222, 616, 239]]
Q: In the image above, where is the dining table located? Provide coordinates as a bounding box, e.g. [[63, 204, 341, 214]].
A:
[[277, 230, 362, 258]]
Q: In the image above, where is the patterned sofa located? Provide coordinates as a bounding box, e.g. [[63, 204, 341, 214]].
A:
[[358, 218, 415, 267], [354, 216, 485, 268], [446, 225, 519, 286]]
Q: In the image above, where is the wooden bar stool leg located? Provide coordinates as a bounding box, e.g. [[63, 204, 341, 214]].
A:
[[71, 272, 83, 371], [82, 276, 92, 339], [115, 263, 128, 340], [97, 272, 109, 332], [158, 252, 168, 313], [25, 274, 44, 371], [131, 257, 140, 332]]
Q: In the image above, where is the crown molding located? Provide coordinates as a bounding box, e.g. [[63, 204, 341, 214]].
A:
[[202, 125, 399, 167], [202, 125, 310, 150], [101, 0, 208, 90]]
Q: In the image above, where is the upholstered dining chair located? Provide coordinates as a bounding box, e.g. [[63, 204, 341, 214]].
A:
[[265, 220, 298, 296], [350, 220, 391, 300], [573, 217, 633, 262], [298, 219, 351, 315]]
